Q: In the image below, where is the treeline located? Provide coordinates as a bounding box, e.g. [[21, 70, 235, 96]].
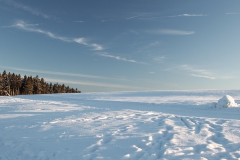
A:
[[0, 70, 81, 96]]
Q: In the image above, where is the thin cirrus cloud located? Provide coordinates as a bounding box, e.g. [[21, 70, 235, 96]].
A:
[[169, 14, 208, 18], [126, 13, 154, 20], [180, 65, 216, 80], [9, 20, 103, 51], [136, 13, 207, 20], [73, 21, 84, 23], [191, 74, 215, 80], [1, 66, 122, 81], [173, 65, 235, 80], [2, 0, 50, 19], [97, 52, 146, 64], [44, 78, 138, 89], [153, 56, 165, 63], [226, 12, 240, 15], [146, 29, 195, 36]]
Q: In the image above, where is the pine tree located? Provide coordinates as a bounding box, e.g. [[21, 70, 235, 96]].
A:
[[0, 70, 81, 96], [16, 74, 22, 95], [48, 83, 53, 94], [40, 78, 46, 94], [33, 75, 41, 94], [2, 71, 10, 95], [10, 73, 17, 96], [45, 83, 50, 94], [21, 75, 27, 94], [0, 73, 2, 95], [61, 84, 66, 93], [26, 76, 33, 94]]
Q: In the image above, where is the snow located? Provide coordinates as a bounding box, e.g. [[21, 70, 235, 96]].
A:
[[215, 95, 238, 108], [0, 90, 240, 159]]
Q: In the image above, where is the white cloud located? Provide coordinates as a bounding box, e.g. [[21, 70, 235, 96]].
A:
[[146, 29, 195, 36], [2, 22, 38, 28], [1, 66, 121, 81], [191, 74, 215, 80], [226, 12, 240, 15], [11, 20, 103, 51], [149, 41, 161, 46], [169, 14, 208, 18], [136, 13, 207, 20], [97, 52, 146, 64], [97, 53, 136, 63], [169, 64, 238, 80], [73, 38, 87, 45], [2, 0, 50, 19], [153, 56, 165, 62], [101, 19, 115, 23], [44, 78, 137, 89], [73, 21, 84, 23], [180, 65, 211, 75], [126, 13, 151, 20], [180, 65, 216, 80], [91, 44, 104, 51]]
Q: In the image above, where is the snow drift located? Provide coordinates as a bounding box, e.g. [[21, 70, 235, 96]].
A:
[[214, 95, 238, 108]]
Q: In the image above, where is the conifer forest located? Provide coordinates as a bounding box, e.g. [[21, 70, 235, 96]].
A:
[[0, 70, 81, 96]]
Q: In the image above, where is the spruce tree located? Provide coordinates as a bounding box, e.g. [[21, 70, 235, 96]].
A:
[[16, 74, 22, 95], [33, 75, 41, 94], [40, 78, 45, 94], [0, 74, 2, 95], [2, 71, 10, 95], [10, 73, 17, 96], [48, 83, 53, 94], [0, 70, 81, 96], [26, 76, 33, 94]]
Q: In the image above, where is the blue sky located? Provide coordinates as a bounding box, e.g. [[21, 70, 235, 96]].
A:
[[1, 0, 240, 92]]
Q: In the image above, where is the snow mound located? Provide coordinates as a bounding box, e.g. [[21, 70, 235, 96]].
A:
[[215, 95, 238, 108]]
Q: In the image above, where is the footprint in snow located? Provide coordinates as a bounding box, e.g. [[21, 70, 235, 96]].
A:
[[102, 134, 112, 144]]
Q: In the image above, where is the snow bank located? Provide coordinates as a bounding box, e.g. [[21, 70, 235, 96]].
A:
[[215, 95, 238, 108]]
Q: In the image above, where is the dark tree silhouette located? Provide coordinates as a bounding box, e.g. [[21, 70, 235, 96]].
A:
[[0, 70, 81, 96]]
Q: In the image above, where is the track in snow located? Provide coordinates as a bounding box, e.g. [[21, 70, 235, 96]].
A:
[[0, 90, 240, 159]]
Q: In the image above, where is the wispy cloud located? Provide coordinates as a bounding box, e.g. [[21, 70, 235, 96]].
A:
[[191, 74, 215, 80], [101, 13, 207, 22], [146, 29, 195, 36], [73, 21, 84, 23], [90, 44, 104, 51], [44, 78, 138, 89], [1, 66, 121, 81], [126, 13, 153, 20], [153, 56, 165, 63], [9, 20, 103, 51], [149, 41, 161, 46], [169, 14, 208, 18], [226, 12, 240, 15], [180, 65, 211, 75], [97, 52, 146, 64], [102, 13, 161, 22], [180, 65, 216, 80], [2, 0, 50, 19], [2, 22, 39, 28], [168, 64, 237, 80], [137, 13, 207, 20]]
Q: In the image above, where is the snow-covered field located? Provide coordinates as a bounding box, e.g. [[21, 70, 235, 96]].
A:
[[0, 90, 240, 160]]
